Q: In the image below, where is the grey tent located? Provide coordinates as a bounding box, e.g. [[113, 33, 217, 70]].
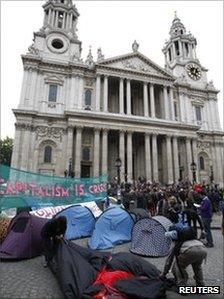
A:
[[130, 216, 172, 257]]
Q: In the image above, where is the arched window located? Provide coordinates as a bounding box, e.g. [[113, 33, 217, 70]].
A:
[[85, 90, 92, 106], [199, 156, 205, 170], [44, 146, 52, 163]]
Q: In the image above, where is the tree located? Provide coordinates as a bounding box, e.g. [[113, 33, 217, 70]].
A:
[[0, 137, 13, 166]]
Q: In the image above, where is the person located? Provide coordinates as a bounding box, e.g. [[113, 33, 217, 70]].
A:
[[199, 190, 214, 247], [183, 197, 204, 238], [160, 227, 207, 290]]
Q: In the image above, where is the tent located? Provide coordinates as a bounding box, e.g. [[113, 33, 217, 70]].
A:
[[89, 207, 135, 250], [54, 205, 96, 240], [130, 215, 172, 257], [0, 211, 48, 260]]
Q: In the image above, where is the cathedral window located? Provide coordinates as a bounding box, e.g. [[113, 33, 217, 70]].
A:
[[174, 102, 178, 120], [195, 106, 202, 122], [82, 147, 91, 161], [58, 11, 63, 28], [168, 48, 172, 61], [48, 85, 58, 102], [85, 89, 92, 106], [44, 146, 52, 163], [174, 41, 179, 56], [199, 156, 205, 170], [185, 43, 189, 57]]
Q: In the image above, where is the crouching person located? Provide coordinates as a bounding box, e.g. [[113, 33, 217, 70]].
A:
[[160, 227, 207, 290]]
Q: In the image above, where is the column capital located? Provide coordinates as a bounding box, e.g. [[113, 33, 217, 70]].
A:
[[74, 126, 83, 134], [126, 129, 133, 134], [152, 130, 159, 136], [67, 125, 74, 131], [102, 128, 109, 134], [93, 127, 101, 133]]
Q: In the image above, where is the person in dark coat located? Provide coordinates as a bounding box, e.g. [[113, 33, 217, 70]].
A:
[[199, 190, 214, 247]]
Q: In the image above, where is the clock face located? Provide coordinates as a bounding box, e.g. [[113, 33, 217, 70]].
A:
[[186, 64, 202, 80]]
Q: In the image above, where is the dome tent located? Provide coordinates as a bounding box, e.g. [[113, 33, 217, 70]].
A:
[[54, 205, 96, 240], [130, 215, 172, 257], [89, 207, 135, 250], [0, 211, 48, 260]]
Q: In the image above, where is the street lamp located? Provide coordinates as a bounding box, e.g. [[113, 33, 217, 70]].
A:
[[68, 158, 72, 177], [115, 158, 122, 204], [179, 166, 184, 181], [190, 161, 197, 185], [210, 165, 214, 184]]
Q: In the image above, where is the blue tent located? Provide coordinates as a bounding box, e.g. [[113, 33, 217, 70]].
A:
[[54, 205, 95, 240], [89, 207, 134, 250]]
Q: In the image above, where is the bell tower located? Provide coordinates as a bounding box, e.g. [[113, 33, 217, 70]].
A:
[[163, 12, 198, 68], [27, 0, 82, 62], [162, 12, 208, 88]]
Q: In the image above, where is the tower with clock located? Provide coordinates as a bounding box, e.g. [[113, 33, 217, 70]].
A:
[[163, 12, 208, 89]]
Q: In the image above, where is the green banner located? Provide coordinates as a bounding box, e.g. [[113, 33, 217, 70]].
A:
[[0, 164, 108, 210]]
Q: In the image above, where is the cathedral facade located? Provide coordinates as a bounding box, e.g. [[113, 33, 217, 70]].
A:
[[11, 0, 224, 186]]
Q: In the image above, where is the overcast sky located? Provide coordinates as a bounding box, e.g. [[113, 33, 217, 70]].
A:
[[1, 0, 223, 139]]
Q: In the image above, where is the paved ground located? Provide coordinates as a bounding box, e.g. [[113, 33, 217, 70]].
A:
[[0, 218, 223, 299]]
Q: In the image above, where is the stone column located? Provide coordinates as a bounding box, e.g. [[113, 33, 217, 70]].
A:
[[27, 129, 36, 171], [70, 13, 73, 29], [11, 126, 22, 168], [62, 12, 66, 29], [215, 143, 223, 186], [163, 86, 169, 120], [55, 10, 59, 27], [186, 138, 192, 181], [192, 138, 199, 182], [127, 131, 133, 182], [172, 43, 176, 59], [69, 74, 76, 108], [145, 133, 152, 181], [150, 83, 155, 118], [34, 71, 42, 110], [29, 70, 38, 106], [103, 75, 108, 112], [178, 40, 183, 57], [172, 136, 179, 183], [119, 78, 124, 114], [102, 129, 108, 175], [19, 69, 29, 107], [95, 75, 101, 111], [126, 79, 131, 115], [48, 9, 52, 24], [93, 128, 100, 178], [119, 130, 125, 182], [166, 135, 173, 184], [66, 126, 74, 172], [179, 93, 185, 122], [214, 101, 221, 130], [21, 128, 31, 170], [51, 10, 55, 26], [169, 87, 175, 121], [152, 133, 158, 182], [78, 75, 83, 109], [74, 127, 82, 178], [143, 82, 149, 117]]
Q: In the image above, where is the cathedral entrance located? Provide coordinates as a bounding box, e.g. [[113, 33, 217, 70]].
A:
[[81, 164, 91, 178]]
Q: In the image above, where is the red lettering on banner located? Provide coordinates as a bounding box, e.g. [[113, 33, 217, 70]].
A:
[[74, 184, 84, 197], [5, 182, 16, 195], [61, 188, 69, 197], [55, 186, 61, 197]]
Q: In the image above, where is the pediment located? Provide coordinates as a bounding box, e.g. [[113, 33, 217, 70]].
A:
[[97, 52, 173, 79], [44, 75, 64, 85]]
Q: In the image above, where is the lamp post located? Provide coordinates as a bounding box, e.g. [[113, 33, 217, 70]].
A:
[[190, 161, 197, 185], [210, 165, 214, 185], [68, 158, 72, 177], [179, 166, 184, 181], [115, 158, 122, 204]]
